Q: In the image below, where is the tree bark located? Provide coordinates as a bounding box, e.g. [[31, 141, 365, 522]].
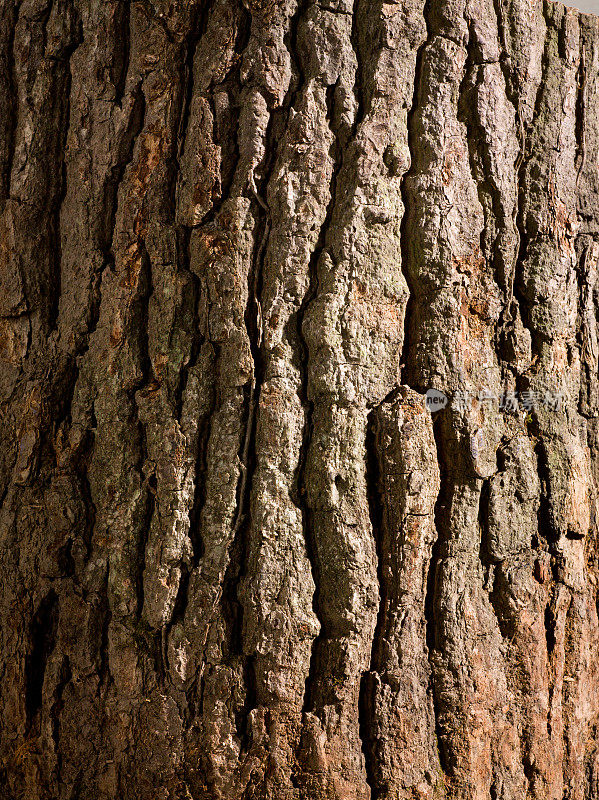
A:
[[1, 0, 599, 797]]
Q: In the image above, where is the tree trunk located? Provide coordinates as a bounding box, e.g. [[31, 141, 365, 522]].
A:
[[1, 0, 599, 797]]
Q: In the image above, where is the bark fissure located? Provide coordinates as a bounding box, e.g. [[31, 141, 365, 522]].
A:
[[427, 416, 453, 778], [295, 88, 346, 719], [0, 1, 22, 206], [25, 591, 58, 732], [359, 407, 385, 799], [399, 0, 432, 390]]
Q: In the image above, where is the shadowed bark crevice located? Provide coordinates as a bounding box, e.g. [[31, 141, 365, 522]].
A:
[[25, 591, 59, 733]]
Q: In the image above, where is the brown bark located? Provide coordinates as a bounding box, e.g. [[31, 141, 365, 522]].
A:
[[1, 0, 599, 798]]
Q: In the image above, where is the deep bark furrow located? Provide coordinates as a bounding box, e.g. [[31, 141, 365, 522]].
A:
[[0, 0, 21, 208], [296, 89, 345, 717]]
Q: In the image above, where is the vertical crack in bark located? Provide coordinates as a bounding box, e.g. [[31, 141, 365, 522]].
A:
[[48, 73, 149, 456], [175, 0, 238, 230], [52, 29, 149, 451], [533, 434, 560, 545], [576, 238, 596, 419], [394, 2, 456, 790], [221, 107, 274, 747], [359, 406, 384, 799], [427, 414, 453, 778], [133, 239, 156, 628], [477, 475, 493, 578], [175, 16, 197, 169], [477, 471, 512, 639], [112, 0, 131, 107], [25, 591, 58, 733], [0, 0, 22, 207], [397, 2, 451, 782], [98, 566, 112, 692], [170, 5, 222, 578], [220, 13, 251, 204], [101, 87, 147, 271], [296, 88, 344, 718], [186, 358, 216, 567], [511, 15, 551, 363], [173, 228, 199, 422], [349, 0, 365, 134], [575, 40, 586, 186], [399, 0, 432, 391], [281, 0, 307, 116], [484, 2, 546, 382], [491, 0, 514, 106]]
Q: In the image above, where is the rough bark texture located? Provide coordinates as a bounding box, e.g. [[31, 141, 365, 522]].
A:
[[1, 0, 599, 797]]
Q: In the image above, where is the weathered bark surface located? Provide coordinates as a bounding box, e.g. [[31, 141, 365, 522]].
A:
[[1, 0, 599, 797]]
